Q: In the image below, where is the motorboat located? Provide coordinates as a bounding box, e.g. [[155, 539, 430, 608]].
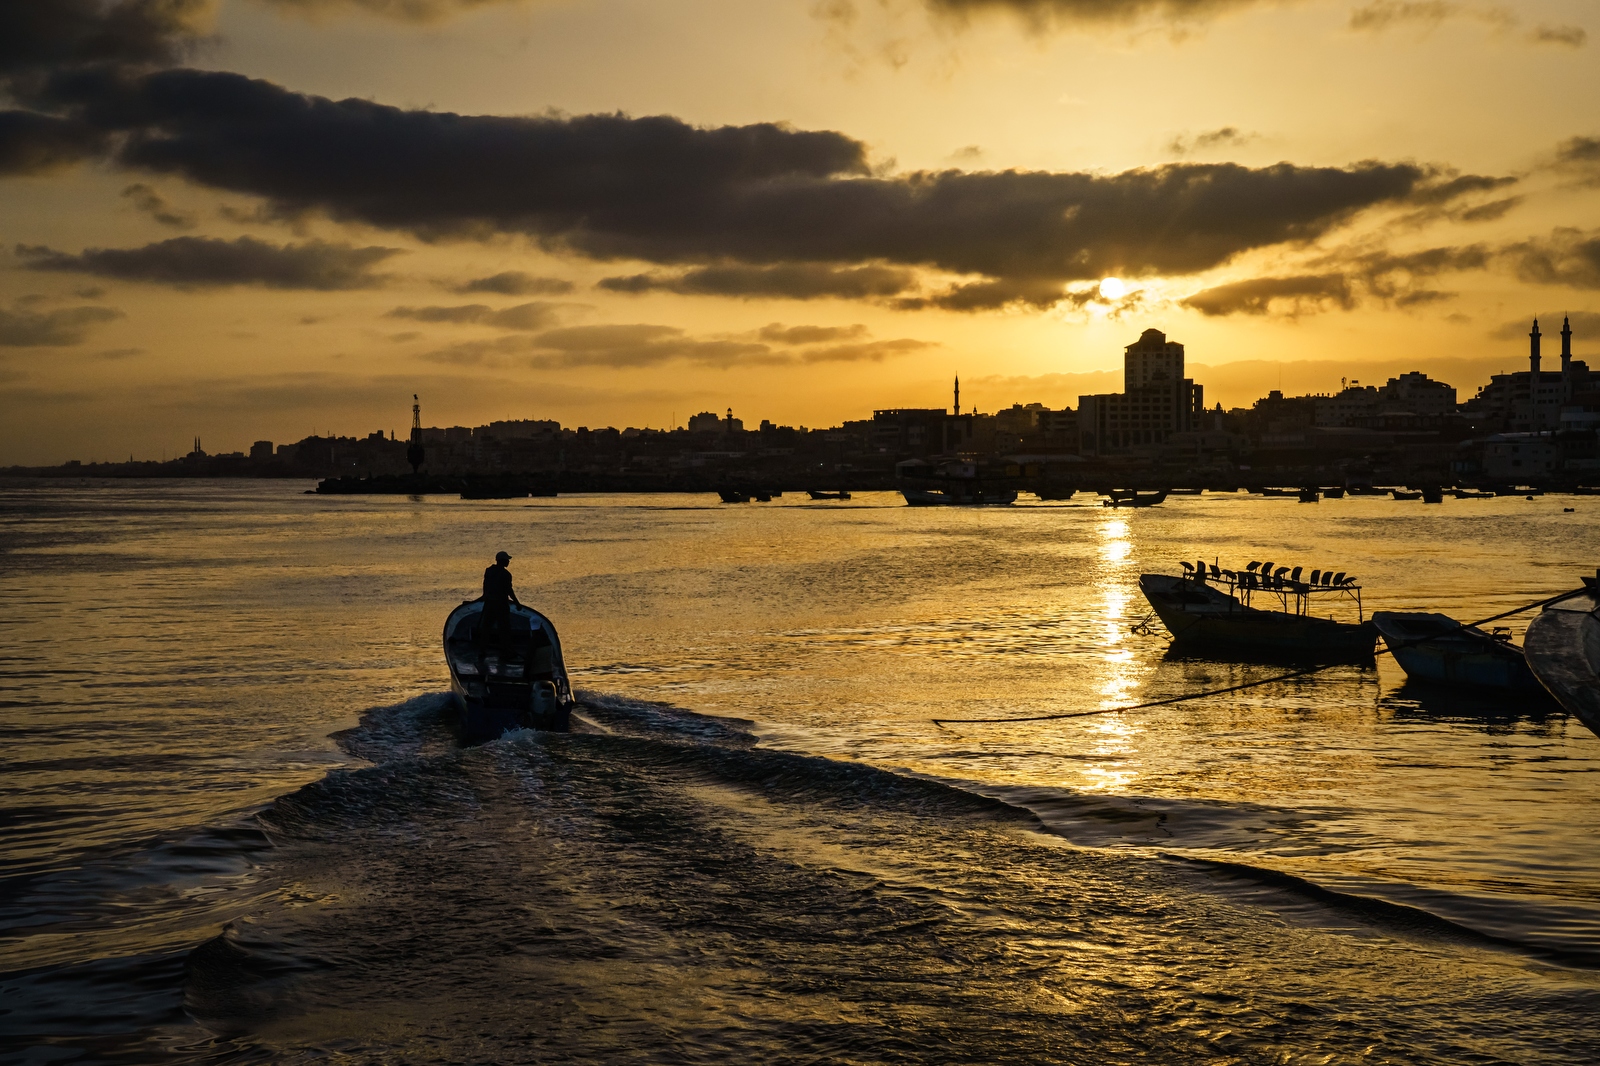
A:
[[1034, 486, 1078, 500], [1298, 487, 1320, 503], [1371, 612, 1540, 690], [1524, 572, 1600, 737], [897, 458, 1016, 506], [1392, 489, 1423, 500], [1103, 489, 1168, 508], [1322, 487, 1345, 499], [808, 490, 852, 500], [718, 489, 751, 503], [1453, 488, 1496, 499], [442, 600, 574, 743], [1138, 559, 1377, 662]]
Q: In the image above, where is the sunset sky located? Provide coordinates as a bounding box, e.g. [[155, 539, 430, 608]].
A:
[[2, 0, 1597, 464]]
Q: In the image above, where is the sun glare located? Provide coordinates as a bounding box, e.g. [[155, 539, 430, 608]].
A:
[[1098, 277, 1126, 300]]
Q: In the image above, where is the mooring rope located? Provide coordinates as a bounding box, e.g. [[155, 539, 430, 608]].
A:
[[930, 586, 1589, 727]]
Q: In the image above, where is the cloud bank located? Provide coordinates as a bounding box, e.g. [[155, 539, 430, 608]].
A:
[[18, 235, 403, 289]]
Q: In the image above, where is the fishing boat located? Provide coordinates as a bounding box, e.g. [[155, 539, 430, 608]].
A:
[[442, 599, 574, 743], [808, 490, 851, 500], [1298, 487, 1320, 503], [1138, 559, 1377, 661], [1453, 488, 1495, 499], [897, 459, 1017, 506], [1523, 573, 1600, 737], [1371, 612, 1540, 690], [1322, 486, 1345, 499], [1392, 488, 1423, 500], [1034, 485, 1078, 500], [1103, 489, 1168, 508]]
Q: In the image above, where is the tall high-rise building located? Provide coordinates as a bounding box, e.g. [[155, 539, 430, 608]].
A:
[[1077, 328, 1205, 456]]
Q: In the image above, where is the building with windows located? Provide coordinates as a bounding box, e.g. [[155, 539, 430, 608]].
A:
[[1077, 328, 1205, 457]]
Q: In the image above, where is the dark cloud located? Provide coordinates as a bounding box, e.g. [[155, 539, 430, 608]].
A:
[[120, 181, 194, 227], [1349, 1, 1456, 33], [1167, 127, 1255, 157], [923, 0, 1257, 28], [259, 0, 521, 22], [17, 67, 1486, 313], [800, 338, 935, 362], [1182, 274, 1355, 317], [523, 325, 778, 369], [455, 271, 574, 296], [1349, 2, 1586, 47], [17, 235, 403, 289], [0, 110, 107, 174], [0, 0, 213, 77], [0, 302, 123, 346], [1553, 136, 1600, 187], [756, 323, 870, 344], [1182, 243, 1493, 318], [599, 263, 918, 300], [1505, 229, 1600, 290], [1529, 24, 1586, 47], [386, 301, 563, 330], [1488, 311, 1600, 341]]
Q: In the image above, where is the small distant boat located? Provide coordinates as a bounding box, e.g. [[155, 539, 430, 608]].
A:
[[1138, 560, 1377, 661], [442, 600, 574, 743], [1321, 486, 1345, 499], [1392, 489, 1423, 500], [1453, 488, 1495, 499], [1421, 486, 1444, 504], [1034, 486, 1078, 500], [808, 490, 852, 500], [1372, 612, 1540, 690], [1103, 489, 1168, 508], [1167, 487, 1204, 495], [1298, 487, 1320, 503], [1524, 573, 1600, 737], [1260, 487, 1298, 497], [1347, 485, 1388, 496]]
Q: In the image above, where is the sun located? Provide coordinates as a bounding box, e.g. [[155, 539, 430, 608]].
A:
[[1098, 277, 1127, 300]]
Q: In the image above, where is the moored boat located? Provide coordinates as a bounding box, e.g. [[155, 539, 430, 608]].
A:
[[897, 458, 1016, 506], [1103, 489, 1168, 508], [1371, 611, 1540, 690], [1138, 560, 1377, 661], [808, 489, 852, 500], [1524, 573, 1600, 737], [443, 600, 574, 743], [1392, 489, 1423, 500]]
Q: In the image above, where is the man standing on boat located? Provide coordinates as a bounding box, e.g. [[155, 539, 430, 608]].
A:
[[479, 551, 521, 661]]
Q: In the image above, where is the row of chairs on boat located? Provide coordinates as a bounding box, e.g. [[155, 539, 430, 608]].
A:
[[1181, 559, 1357, 590]]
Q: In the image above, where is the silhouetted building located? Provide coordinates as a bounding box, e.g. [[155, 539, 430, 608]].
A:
[[249, 440, 274, 461], [1466, 316, 1596, 431], [1078, 328, 1205, 457]]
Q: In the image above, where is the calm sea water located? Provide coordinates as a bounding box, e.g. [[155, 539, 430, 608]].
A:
[[4, 480, 1600, 1064]]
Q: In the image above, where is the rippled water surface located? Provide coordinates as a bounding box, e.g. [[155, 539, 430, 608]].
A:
[[4, 480, 1600, 1064]]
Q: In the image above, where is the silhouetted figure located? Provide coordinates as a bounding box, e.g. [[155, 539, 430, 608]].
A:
[[478, 551, 520, 664]]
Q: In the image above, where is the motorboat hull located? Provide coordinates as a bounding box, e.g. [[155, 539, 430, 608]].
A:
[[1524, 590, 1600, 737], [1139, 573, 1377, 662], [1371, 611, 1539, 690], [901, 486, 1017, 506], [443, 600, 574, 743]]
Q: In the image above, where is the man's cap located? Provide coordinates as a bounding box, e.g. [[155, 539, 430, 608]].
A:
[[495, 551, 511, 563]]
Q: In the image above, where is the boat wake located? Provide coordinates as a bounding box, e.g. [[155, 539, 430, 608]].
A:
[[166, 689, 1600, 1063]]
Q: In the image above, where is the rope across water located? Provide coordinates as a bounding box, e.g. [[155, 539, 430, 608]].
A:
[[930, 587, 1587, 727]]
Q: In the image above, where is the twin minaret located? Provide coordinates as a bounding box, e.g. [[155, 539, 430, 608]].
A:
[[1530, 315, 1576, 377]]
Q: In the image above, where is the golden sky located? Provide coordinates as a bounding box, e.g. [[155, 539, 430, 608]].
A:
[[2, 0, 1597, 463]]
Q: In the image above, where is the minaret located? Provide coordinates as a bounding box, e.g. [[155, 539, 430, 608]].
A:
[[1529, 317, 1542, 377], [953, 375, 960, 416], [1561, 314, 1573, 375]]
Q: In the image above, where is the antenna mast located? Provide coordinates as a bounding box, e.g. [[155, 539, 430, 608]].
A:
[[407, 393, 425, 474]]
